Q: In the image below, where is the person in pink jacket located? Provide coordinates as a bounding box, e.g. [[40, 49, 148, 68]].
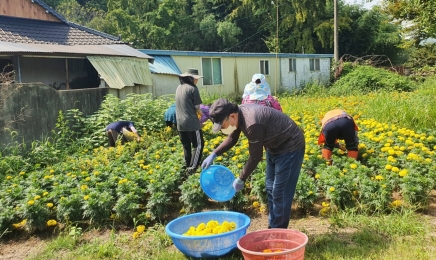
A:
[[241, 74, 282, 112]]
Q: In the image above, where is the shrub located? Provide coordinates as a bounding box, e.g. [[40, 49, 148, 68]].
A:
[[330, 65, 416, 95]]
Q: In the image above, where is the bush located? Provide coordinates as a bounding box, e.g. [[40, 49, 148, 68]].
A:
[[330, 65, 416, 95]]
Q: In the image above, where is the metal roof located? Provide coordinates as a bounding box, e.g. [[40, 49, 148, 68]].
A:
[[0, 41, 154, 61], [140, 49, 334, 59], [148, 55, 181, 75]]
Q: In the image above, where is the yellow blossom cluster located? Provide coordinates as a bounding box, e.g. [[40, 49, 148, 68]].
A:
[[46, 219, 57, 227], [132, 225, 146, 239], [183, 220, 237, 236], [12, 219, 27, 229]]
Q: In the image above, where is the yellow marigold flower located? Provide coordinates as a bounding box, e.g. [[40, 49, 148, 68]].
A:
[[259, 205, 266, 213], [385, 164, 392, 170], [399, 169, 408, 177], [322, 202, 330, 207], [46, 219, 57, 227], [6, 175, 12, 180], [27, 200, 35, 205], [93, 171, 99, 175], [252, 201, 260, 208], [47, 203, 54, 208], [350, 164, 357, 169], [137, 225, 146, 233], [375, 175, 384, 180], [391, 200, 402, 208], [83, 195, 90, 200], [315, 174, 321, 179], [132, 231, 140, 239], [329, 187, 335, 192], [308, 190, 313, 195], [34, 195, 41, 200], [391, 167, 399, 172], [49, 169, 55, 173], [19, 171, 25, 175]]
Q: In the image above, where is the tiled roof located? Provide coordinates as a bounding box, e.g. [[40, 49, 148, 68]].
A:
[[0, 16, 122, 45]]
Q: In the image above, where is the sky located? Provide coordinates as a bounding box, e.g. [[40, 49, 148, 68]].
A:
[[343, 0, 382, 9]]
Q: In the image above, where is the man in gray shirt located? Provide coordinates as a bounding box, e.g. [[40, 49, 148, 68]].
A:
[[202, 98, 305, 229], [175, 68, 204, 175]]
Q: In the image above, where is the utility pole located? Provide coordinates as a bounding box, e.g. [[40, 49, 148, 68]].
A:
[[334, 0, 339, 63]]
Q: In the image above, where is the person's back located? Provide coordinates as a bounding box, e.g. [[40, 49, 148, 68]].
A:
[[164, 103, 177, 128], [242, 74, 282, 112]]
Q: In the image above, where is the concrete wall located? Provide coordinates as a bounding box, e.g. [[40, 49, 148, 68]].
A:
[[0, 83, 108, 146], [150, 74, 180, 97], [107, 85, 153, 100]]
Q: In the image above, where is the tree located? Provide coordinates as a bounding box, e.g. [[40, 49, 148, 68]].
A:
[[383, 0, 436, 47]]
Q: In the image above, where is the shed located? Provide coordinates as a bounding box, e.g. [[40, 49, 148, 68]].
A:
[[0, 0, 154, 99], [141, 49, 333, 96]]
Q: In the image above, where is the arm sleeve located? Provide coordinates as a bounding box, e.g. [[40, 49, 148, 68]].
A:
[[271, 98, 282, 112], [239, 124, 266, 181], [213, 129, 241, 155], [193, 87, 202, 106]]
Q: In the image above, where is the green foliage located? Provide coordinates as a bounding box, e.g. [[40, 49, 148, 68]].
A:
[[405, 44, 436, 69], [179, 173, 209, 213], [330, 65, 416, 95], [384, 0, 436, 46], [295, 171, 320, 211]]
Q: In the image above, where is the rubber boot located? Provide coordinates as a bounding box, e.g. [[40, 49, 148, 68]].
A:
[[347, 150, 359, 160], [321, 149, 333, 165]]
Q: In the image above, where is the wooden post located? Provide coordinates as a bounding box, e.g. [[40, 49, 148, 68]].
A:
[[65, 58, 69, 90]]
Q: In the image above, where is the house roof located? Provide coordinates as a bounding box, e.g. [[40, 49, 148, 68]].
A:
[[148, 55, 181, 75], [141, 49, 334, 59], [0, 16, 121, 45], [0, 1, 153, 61], [0, 41, 153, 59]]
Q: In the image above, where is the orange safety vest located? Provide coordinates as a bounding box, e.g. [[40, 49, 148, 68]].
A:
[[317, 109, 358, 145]]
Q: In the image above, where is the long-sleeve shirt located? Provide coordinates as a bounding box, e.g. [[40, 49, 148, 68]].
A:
[[213, 105, 305, 181]]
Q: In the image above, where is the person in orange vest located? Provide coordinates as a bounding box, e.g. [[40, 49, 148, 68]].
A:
[[317, 109, 359, 165]]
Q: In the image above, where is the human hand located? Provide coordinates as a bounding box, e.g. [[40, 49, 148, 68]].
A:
[[233, 178, 244, 192], [201, 153, 217, 169]]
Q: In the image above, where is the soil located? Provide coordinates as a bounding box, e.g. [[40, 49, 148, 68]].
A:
[[1, 191, 436, 260]]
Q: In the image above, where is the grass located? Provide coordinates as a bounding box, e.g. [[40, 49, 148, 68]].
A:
[[25, 209, 436, 260]]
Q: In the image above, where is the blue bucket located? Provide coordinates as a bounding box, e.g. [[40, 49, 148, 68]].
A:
[[165, 211, 251, 258], [200, 165, 236, 202]]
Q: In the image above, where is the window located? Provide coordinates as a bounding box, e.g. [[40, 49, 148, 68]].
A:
[[289, 58, 296, 72], [260, 60, 269, 75], [309, 58, 320, 71], [201, 58, 222, 85]]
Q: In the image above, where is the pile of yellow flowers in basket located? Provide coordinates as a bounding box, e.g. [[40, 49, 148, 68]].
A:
[[183, 220, 237, 236]]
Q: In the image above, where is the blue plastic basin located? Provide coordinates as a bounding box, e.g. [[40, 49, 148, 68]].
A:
[[165, 211, 251, 258]]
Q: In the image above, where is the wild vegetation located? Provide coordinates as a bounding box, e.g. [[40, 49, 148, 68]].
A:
[[1, 66, 436, 259], [1, 65, 435, 236]]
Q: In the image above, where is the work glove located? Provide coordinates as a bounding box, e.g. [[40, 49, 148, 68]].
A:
[[201, 153, 217, 169], [233, 178, 245, 192]]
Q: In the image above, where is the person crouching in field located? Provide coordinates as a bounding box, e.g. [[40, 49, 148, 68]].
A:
[[318, 109, 359, 165], [105, 121, 140, 147]]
